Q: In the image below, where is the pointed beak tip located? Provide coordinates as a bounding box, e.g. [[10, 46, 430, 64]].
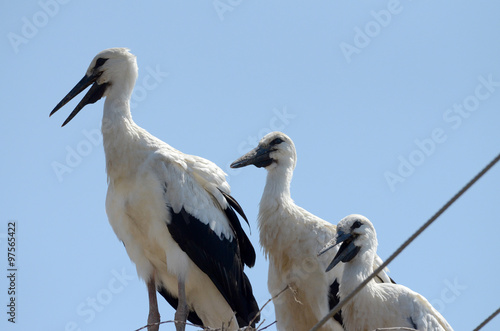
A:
[[230, 161, 242, 169], [325, 255, 342, 272], [49, 106, 59, 117], [325, 264, 336, 272], [49, 110, 58, 118], [230, 156, 252, 169], [318, 245, 332, 257], [61, 116, 74, 127]]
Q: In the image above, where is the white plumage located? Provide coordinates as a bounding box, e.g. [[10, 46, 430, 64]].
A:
[[325, 214, 453, 331], [231, 131, 392, 331], [50, 48, 259, 331]]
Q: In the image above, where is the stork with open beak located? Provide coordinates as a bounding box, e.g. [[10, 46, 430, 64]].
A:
[[50, 48, 259, 331], [323, 214, 453, 331]]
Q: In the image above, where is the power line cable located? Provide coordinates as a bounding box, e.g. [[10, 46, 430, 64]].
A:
[[473, 307, 500, 331]]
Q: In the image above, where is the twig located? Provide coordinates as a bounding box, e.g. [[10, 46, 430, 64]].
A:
[[135, 286, 290, 331], [259, 321, 277, 330], [134, 319, 205, 331], [248, 285, 290, 327]]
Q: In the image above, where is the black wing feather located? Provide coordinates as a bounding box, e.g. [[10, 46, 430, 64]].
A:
[[219, 191, 256, 268], [166, 206, 259, 327], [218, 189, 250, 227], [328, 279, 343, 326]]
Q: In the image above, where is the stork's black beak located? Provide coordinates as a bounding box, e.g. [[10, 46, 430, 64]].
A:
[[50, 73, 108, 127], [318, 230, 352, 256], [324, 231, 360, 272], [230, 145, 273, 169]]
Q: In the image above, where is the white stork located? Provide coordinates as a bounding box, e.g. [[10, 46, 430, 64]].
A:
[[324, 214, 453, 331], [49, 48, 259, 331], [230, 131, 392, 331]]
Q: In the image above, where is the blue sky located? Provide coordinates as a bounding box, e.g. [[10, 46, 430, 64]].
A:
[[2, 1, 500, 330]]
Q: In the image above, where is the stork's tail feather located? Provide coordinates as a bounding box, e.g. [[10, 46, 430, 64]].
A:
[[220, 191, 256, 268], [236, 273, 260, 327]]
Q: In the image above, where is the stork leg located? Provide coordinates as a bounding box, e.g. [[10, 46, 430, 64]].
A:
[[147, 275, 160, 331], [174, 278, 188, 331]]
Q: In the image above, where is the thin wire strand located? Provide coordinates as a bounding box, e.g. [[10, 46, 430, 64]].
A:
[[310, 153, 500, 331], [473, 307, 500, 331], [135, 286, 289, 331]]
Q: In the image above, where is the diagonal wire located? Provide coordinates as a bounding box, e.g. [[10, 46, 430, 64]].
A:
[[310, 153, 500, 331], [473, 307, 500, 331]]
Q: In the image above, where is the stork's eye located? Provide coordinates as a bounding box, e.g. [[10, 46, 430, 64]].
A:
[[95, 58, 108, 68], [270, 137, 284, 146], [351, 220, 363, 230]]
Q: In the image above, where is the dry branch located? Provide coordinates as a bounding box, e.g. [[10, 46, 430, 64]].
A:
[[134, 286, 290, 331]]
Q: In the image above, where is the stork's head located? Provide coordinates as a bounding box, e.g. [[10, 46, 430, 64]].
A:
[[50, 48, 138, 126], [320, 214, 377, 272], [230, 131, 297, 171]]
